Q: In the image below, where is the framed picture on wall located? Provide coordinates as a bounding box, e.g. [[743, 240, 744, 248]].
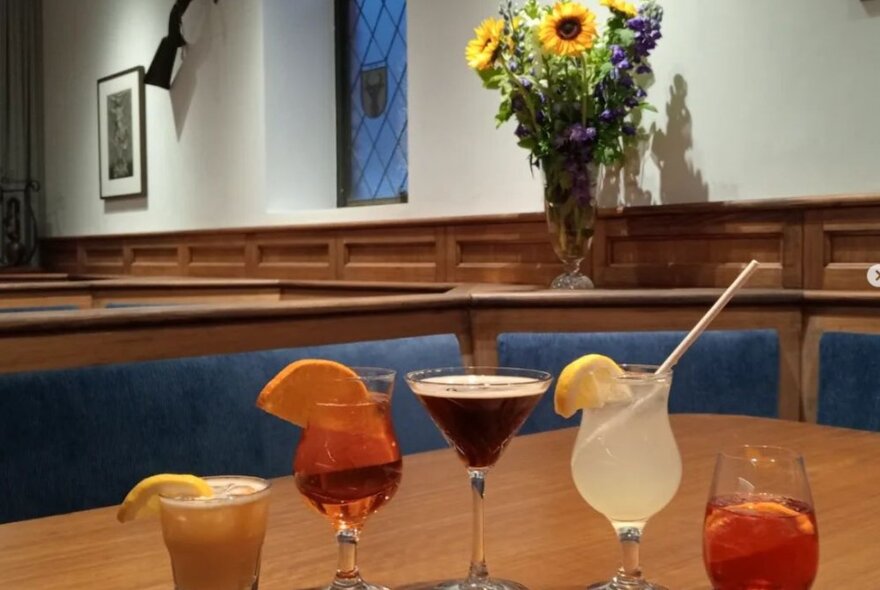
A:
[[97, 66, 147, 199]]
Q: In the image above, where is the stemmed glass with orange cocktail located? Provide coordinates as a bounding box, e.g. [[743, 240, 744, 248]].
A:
[[258, 360, 401, 590]]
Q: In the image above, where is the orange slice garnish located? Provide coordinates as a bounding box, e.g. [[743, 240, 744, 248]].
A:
[[256, 359, 369, 427], [727, 501, 816, 535]]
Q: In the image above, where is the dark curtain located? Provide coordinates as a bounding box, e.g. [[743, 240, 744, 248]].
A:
[[0, 0, 42, 265], [0, 0, 42, 181]]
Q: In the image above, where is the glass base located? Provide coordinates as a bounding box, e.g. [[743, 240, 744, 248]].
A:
[[550, 271, 594, 290], [321, 582, 389, 590], [417, 578, 528, 590], [587, 581, 668, 590]]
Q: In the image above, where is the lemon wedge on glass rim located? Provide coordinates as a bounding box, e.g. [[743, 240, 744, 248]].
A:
[[554, 354, 631, 418], [117, 474, 213, 523]]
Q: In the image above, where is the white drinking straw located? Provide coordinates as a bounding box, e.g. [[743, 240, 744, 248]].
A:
[[655, 259, 761, 375], [581, 260, 762, 445]]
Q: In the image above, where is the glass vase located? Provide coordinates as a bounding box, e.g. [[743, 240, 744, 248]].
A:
[[543, 163, 597, 290]]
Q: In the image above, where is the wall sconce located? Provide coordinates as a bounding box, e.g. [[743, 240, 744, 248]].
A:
[[145, 0, 219, 89]]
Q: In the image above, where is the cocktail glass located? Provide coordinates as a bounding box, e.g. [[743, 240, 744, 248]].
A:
[[570, 365, 681, 590], [405, 366, 553, 590], [294, 367, 402, 590], [159, 475, 271, 590], [703, 445, 818, 590]]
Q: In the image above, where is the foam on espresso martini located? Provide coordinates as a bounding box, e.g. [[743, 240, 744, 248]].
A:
[[412, 374, 546, 468]]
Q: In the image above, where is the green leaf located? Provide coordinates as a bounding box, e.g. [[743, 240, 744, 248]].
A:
[[478, 67, 504, 89], [496, 100, 514, 126], [517, 137, 537, 151], [614, 29, 636, 46], [640, 102, 658, 113]]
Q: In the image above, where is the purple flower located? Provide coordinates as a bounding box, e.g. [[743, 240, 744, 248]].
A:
[[511, 94, 526, 113], [518, 76, 533, 90], [600, 109, 616, 123], [625, 96, 640, 108], [569, 166, 595, 206], [636, 64, 653, 75], [515, 123, 530, 139], [629, 1, 663, 58], [567, 123, 597, 143], [623, 124, 637, 136], [535, 109, 546, 125], [610, 45, 627, 65]]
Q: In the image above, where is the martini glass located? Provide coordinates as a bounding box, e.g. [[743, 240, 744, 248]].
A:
[[405, 367, 553, 590]]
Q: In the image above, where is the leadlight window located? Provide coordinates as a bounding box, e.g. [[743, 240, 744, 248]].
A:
[[335, 0, 408, 206]]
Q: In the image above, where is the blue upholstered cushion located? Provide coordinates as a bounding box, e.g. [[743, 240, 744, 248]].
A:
[[0, 305, 78, 313], [818, 332, 880, 431], [498, 330, 779, 435], [0, 334, 459, 523]]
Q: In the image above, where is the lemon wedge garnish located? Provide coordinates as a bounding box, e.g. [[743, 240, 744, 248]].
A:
[[554, 354, 628, 417], [117, 474, 213, 523]]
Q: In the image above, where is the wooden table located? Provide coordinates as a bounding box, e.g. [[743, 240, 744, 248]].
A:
[[1, 415, 877, 590]]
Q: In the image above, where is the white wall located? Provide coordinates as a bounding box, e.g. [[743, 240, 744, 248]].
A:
[[42, 0, 880, 237], [42, 0, 267, 236], [263, 0, 337, 213]]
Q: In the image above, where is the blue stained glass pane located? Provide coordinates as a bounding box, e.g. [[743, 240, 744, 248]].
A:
[[342, 0, 408, 203]]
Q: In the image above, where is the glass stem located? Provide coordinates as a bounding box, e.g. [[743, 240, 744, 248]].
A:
[[466, 468, 490, 583], [612, 526, 644, 587], [562, 257, 583, 275], [333, 527, 363, 588]]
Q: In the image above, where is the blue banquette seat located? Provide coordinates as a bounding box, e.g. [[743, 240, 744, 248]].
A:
[[0, 334, 460, 524], [497, 330, 780, 434], [818, 332, 880, 432]]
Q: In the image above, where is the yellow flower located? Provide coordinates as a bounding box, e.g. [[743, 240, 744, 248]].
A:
[[601, 0, 638, 18], [465, 18, 505, 71], [539, 2, 598, 57]]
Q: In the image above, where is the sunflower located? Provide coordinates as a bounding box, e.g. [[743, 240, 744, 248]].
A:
[[465, 18, 505, 71], [601, 0, 638, 18], [539, 2, 598, 57]]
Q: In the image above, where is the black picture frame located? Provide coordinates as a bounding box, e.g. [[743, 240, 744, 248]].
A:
[[96, 66, 147, 199]]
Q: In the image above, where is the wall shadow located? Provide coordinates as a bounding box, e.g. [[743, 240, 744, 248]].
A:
[[171, 0, 216, 138], [649, 74, 709, 205], [863, 0, 880, 18], [104, 195, 148, 213], [599, 73, 709, 208]]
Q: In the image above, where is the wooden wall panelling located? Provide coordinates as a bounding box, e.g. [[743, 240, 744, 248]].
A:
[[251, 231, 337, 280], [0, 293, 92, 310], [40, 242, 78, 274], [594, 209, 801, 289], [80, 242, 125, 275], [0, 307, 472, 374], [126, 241, 183, 277], [470, 305, 803, 421], [339, 227, 446, 282], [184, 235, 249, 278], [803, 207, 880, 291], [445, 221, 562, 286], [90, 287, 282, 308], [36, 197, 880, 288]]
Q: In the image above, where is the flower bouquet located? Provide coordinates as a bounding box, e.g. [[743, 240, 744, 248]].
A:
[[467, 0, 664, 288]]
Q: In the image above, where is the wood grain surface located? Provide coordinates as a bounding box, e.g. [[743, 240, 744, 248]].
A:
[[1, 415, 876, 590], [42, 193, 880, 289]]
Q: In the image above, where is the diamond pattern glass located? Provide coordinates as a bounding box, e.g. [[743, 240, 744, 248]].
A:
[[342, 0, 408, 204]]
